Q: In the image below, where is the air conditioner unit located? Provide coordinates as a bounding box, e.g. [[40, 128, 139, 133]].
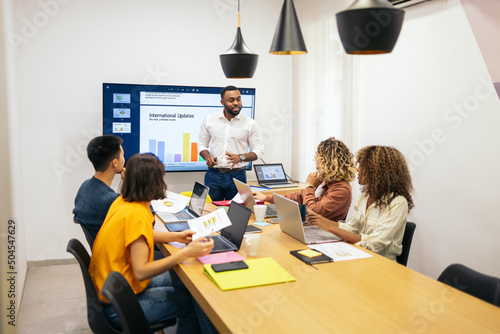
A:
[[389, 0, 432, 8]]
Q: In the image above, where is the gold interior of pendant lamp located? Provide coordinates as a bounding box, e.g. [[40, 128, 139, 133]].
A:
[[269, 50, 306, 55]]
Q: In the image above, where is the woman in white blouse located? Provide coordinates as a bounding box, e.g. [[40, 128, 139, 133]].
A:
[[306, 145, 414, 261]]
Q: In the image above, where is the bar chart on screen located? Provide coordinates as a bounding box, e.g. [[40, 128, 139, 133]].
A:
[[139, 105, 210, 170], [147, 135, 206, 163]]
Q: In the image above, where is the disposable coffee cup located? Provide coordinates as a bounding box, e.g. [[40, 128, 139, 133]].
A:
[[253, 204, 267, 222], [244, 234, 260, 256]]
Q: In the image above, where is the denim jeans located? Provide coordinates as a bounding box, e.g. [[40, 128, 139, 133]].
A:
[[104, 270, 217, 333], [204, 168, 246, 201]]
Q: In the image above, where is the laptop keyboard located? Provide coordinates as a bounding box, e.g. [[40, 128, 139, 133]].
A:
[[304, 226, 341, 243], [212, 236, 235, 251], [266, 206, 277, 218], [173, 211, 195, 220], [262, 182, 298, 189]]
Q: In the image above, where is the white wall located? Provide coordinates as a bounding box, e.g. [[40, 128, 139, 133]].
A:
[[355, 0, 500, 278], [9, 0, 291, 261], [1, 0, 27, 323]]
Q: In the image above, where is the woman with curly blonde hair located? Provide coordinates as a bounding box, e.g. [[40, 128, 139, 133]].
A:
[[307, 145, 414, 261], [253, 137, 356, 221]]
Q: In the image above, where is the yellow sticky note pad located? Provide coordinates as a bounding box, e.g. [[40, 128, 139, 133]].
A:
[[298, 249, 322, 258]]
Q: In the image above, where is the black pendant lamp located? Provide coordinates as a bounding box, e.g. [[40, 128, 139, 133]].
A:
[[336, 0, 405, 54], [269, 0, 307, 55], [219, 0, 258, 78]]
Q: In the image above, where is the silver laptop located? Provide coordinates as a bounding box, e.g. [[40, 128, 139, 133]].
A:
[[273, 193, 341, 245], [253, 163, 298, 189], [233, 178, 277, 218], [157, 182, 209, 230]]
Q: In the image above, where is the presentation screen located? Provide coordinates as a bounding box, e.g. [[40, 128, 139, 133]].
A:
[[103, 83, 256, 172]]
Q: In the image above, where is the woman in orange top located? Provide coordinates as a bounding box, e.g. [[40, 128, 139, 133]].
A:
[[89, 153, 215, 333]]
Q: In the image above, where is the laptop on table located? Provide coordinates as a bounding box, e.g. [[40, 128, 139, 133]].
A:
[[157, 182, 209, 232], [233, 178, 277, 218], [273, 193, 341, 245], [253, 163, 298, 189], [210, 201, 252, 253]]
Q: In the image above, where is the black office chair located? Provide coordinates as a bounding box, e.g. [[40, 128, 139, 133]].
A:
[[73, 217, 96, 249], [67, 239, 177, 333], [438, 263, 500, 306], [66, 238, 121, 334], [396, 222, 416, 266], [101, 271, 177, 334]]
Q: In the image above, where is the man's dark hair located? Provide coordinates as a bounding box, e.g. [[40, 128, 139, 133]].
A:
[[87, 135, 123, 172], [220, 85, 239, 99], [121, 153, 167, 202]]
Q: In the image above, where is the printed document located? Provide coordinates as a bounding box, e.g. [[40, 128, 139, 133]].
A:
[[311, 242, 373, 262], [151, 191, 190, 213], [188, 208, 231, 240]]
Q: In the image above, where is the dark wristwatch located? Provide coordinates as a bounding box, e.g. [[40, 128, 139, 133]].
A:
[[239, 154, 245, 162]]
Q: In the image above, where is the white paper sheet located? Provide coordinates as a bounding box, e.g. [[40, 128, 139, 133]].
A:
[[151, 191, 190, 213], [231, 193, 243, 203], [310, 242, 373, 262], [188, 208, 232, 240]]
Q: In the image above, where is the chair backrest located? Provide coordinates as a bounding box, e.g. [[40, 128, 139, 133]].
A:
[[66, 239, 121, 334], [438, 263, 500, 306], [396, 222, 416, 266], [73, 217, 96, 249], [101, 271, 153, 334]]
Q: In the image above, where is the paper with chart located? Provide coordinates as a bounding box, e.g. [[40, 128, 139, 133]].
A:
[[311, 242, 373, 262], [151, 191, 190, 213], [188, 208, 232, 240]]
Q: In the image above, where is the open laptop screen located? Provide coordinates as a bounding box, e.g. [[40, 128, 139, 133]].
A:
[[254, 164, 288, 183], [188, 182, 209, 217], [221, 202, 252, 248]]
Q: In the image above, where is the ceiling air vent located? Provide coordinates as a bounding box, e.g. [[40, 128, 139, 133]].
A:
[[389, 0, 432, 9]]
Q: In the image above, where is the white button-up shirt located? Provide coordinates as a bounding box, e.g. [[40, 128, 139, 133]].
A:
[[198, 111, 264, 169]]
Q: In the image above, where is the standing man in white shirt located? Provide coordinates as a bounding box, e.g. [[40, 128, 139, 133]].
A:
[[198, 85, 264, 201]]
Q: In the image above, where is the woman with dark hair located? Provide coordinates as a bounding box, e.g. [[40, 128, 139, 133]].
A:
[[89, 153, 215, 333], [307, 145, 414, 261], [253, 137, 356, 221]]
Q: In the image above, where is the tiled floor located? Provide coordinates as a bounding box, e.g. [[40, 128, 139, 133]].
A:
[[18, 263, 93, 334], [18, 262, 177, 334]]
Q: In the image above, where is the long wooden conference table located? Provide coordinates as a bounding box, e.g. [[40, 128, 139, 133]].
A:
[[155, 191, 500, 333]]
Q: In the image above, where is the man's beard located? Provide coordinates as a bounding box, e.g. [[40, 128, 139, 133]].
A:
[[225, 105, 241, 116]]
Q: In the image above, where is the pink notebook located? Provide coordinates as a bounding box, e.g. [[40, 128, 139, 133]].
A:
[[197, 251, 246, 265]]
